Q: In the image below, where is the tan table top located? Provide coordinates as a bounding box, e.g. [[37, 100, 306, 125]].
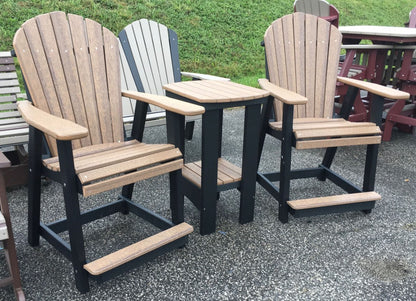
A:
[[163, 80, 269, 103]]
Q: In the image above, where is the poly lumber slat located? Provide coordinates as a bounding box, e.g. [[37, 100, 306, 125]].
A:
[[292, 121, 376, 131], [0, 111, 21, 119], [324, 25, 342, 118], [296, 135, 381, 149], [314, 17, 330, 118], [83, 222, 193, 275], [0, 135, 29, 147], [103, 26, 124, 143], [182, 159, 242, 188], [294, 125, 381, 139], [78, 148, 182, 184], [86, 18, 113, 143], [0, 118, 26, 126], [305, 13, 317, 118], [68, 13, 102, 146], [287, 191, 381, 210], [43, 140, 137, 165], [0, 128, 29, 138], [82, 159, 182, 196], [45, 143, 174, 173]]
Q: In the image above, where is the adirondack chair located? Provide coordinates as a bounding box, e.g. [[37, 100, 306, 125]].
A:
[[0, 154, 25, 300], [0, 51, 28, 187], [13, 12, 205, 293], [119, 19, 229, 140], [257, 13, 409, 222], [294, 0, 339, 27]]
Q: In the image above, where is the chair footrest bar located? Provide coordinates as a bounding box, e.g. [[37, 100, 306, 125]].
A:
[[83, 223, 193, 275], [287, 191, 381, 210]]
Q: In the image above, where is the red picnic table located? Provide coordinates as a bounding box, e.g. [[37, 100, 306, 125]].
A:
[[339, 25, 416, 140]]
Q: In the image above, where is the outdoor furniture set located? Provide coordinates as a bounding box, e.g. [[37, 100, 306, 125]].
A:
[[0, 7, 411, 296]]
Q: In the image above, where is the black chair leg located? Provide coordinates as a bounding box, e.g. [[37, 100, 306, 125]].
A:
[[28, 126, 42, 247], [170, 170, 184, 224], [58, 141, 89, 293], [278, 104, 294, 223]]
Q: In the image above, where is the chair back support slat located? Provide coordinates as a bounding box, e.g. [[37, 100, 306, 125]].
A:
[[293, 13, 306, 118], [119, 19, 180, 96], [304, 15, 318, 118], [119, 40, 137, 119], [68, 14, 103, 146], [294, 0, 330, 17], [13, 12, 123, 156], [264, 13, 342, 121], [314, 15, 330, 117]]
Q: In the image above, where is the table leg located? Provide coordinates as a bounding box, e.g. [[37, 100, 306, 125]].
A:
[[200, 109, 221, 235], [239, 103, 262, 224]]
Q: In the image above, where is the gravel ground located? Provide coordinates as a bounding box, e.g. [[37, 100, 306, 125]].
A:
[[1, 108, 415, 300]]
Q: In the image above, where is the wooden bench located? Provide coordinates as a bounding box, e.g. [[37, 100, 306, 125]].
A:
[[0, 51, 28, 187]]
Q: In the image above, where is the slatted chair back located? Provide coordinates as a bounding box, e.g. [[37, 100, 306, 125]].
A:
[[294, 0, 330, 16], [408, 6, 416, 28], [13, 12, 123, 157], [263, 12, 342, 121], [294, 0, 339, 27], [0, 51, 28, 149], [119, 19, 181, 121]]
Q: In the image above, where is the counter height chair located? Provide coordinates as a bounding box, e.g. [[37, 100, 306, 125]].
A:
[[257, 13, 409, 222], [13, 11, 204, 293]]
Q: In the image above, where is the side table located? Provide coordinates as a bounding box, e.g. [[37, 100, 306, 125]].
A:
[[163, 80, 269, 235]]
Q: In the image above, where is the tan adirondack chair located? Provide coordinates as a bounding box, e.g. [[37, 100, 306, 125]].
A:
[[13, 12, 204, 293], [119, 19, 229, 140], [257, 13, 409, 222]]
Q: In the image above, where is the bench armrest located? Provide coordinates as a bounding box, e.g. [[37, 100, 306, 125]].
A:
[[337, 77, 410, 100], [17, 101, 89, 140], [121, 91, 205, 116], [258, 79, 308, 105], [181, 71, 230, 81]]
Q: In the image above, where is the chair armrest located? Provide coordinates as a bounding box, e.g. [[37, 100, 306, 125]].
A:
[[121, 91, 205, 116], [258, 79, 308, 105], [341, 44, 395, 50], [181, 71, 230, 81], [337, 77, 409, 100], [17, 101, 89, 140]]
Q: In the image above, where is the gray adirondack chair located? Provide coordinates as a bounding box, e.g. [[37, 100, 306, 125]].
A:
[[119, 19, 229, 140]]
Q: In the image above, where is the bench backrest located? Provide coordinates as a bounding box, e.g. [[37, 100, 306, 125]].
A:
[[0, 51, 28, 149]]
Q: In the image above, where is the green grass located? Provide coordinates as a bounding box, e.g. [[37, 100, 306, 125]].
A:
[[0, 0, 415, 85]]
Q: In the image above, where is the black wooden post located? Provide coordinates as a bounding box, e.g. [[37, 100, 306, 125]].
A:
[[279, 103, 294, 223], [57, 140, 89, 293], [27, 126, 43, 247]]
